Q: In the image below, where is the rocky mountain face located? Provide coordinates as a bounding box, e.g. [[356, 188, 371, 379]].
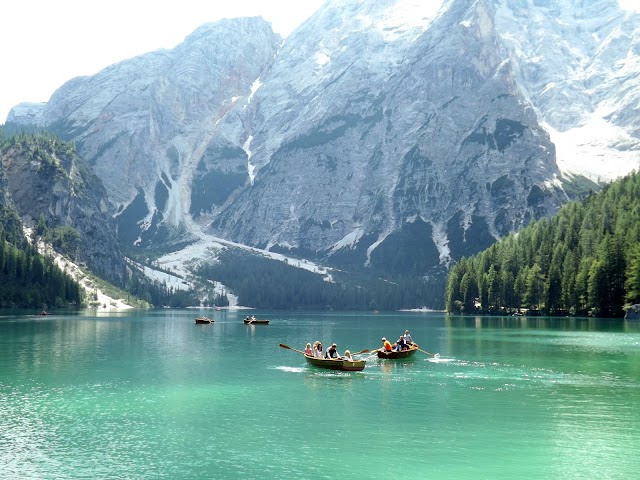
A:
[[7, 18, 282, 249], [0, 135, 126, 285], [5, 0, 640, 280], [0, 154, 22, 241], [492, 0, 640, 180]]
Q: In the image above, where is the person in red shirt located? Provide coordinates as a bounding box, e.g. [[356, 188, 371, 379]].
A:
[[381, 337, 392, 351]]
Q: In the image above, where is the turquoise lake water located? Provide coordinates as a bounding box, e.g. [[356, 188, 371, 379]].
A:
[[1, 310, 639, 479]]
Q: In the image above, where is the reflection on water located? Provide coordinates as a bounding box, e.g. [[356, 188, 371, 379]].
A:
[[1, 310, 639, 479]]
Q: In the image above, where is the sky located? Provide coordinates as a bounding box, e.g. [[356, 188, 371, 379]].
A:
[[0, 0, 324, 123], [1, 0, 639, 123]]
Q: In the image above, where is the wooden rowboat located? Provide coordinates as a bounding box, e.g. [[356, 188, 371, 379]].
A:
[[376, 345, 418, 359], [195, 317, 213, 324], [244, 319, 269, 324], [304, 354, 365, 372]]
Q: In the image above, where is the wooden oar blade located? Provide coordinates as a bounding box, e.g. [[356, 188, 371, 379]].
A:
[[279, 343, 306, 354]]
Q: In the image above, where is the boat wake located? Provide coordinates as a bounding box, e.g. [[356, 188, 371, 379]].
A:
[[428, 356, 455, 363], [273, 366, 305, 373]]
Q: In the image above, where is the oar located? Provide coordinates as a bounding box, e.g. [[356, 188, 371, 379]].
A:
[[279, 343, 306, 355], [352, 349, 369, 355], [417, 347, 437, 357]]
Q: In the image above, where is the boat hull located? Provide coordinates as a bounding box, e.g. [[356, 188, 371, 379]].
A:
[[195, 318, 213, 324], [304, 354, 365, 371], [244, 319, 270, 324], [376, 346, 418, 359]]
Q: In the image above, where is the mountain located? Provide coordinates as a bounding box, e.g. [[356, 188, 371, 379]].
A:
[[5, 0, 640, 299], [7, 17, 282, 250], [0, 133, 126, 285]]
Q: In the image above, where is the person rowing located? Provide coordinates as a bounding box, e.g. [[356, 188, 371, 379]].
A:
[[325, 343, 341, 359], [381, 337, 392, 352]]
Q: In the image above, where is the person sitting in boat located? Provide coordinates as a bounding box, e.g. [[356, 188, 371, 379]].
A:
[[251, 315, 256, 321], [403, 330, 413, 346], [314, 342, 324, 358], [343, 350, 353, 361], [304, 343, 313, 356], [245, 316, 250, 322], [325, 343, 341, 359], [395, 335, 407, 351], [381, 337, 392, 352]]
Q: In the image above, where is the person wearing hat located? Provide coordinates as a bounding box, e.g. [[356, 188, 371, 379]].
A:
[[381, 337, 392, 352], [326, 343, 341, 359]]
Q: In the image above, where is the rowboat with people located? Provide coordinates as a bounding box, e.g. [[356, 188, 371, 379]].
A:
[[376, 344, 419, 359], [244, 318, 269, 324], [303, 354, 366, 371], [194, 316, 213, 324], [279, 343, 368, 371]]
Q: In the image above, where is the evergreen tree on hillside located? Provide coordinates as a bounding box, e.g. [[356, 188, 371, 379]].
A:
[[0, 227, 82, 308], [445, 171, 640, 317]]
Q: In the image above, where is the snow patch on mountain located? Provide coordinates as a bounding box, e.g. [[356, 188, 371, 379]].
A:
[[149, 233, 337, 297], [330, 227, 365, 254], [431, 223, 451, 265], [243, 135, 256, 184], [545, 119, 640, 182]]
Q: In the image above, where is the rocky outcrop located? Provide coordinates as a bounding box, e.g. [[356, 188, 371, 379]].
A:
[[0, 135, 126, 285], [210, 0, 566, 273], [625, 304, 640, 320], [8, 17, 282, 249]]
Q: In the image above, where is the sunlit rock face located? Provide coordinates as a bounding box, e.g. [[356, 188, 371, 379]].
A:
[[211, 0, 565, 272], [6, 0, 640, 276], [0, 139, 126, 285], [8, 17, 282, 248]]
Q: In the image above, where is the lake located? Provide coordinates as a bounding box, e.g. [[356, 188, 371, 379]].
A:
[[1, 310, 639, 479]]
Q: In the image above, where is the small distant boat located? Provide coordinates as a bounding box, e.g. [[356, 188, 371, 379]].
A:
[[40, 311, 49, 316], [195, 317, 213, 324], [376, 345, 418, 359], [244, 318, 269, 324], [304, 354, 365, 372]]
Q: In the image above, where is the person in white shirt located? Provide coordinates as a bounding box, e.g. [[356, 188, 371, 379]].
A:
[[404, 330, 414, 346]]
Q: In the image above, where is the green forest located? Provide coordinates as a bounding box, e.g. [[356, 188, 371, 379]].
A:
[[445, 171, 640, 317], [197, 249, 444, 310], [0, 228, 82, 308]]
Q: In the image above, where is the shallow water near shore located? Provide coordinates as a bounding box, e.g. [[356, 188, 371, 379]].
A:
[[1, 310, 639, 479]]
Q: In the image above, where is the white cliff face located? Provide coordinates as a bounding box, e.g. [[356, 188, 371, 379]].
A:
[[5, 0, 640, 276], [8, 17, 282, 247], [493, 0, 640, 181], [212, 0, 564, 270]]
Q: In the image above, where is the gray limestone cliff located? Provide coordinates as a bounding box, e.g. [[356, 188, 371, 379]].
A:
[[0, 135, 126, 285], [5, 0, 640, 278]]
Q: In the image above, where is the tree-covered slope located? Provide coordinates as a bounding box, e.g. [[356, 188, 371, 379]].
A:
[[445, 171, 640, 318], [1, 131, 126, 285], [0, 230, 82, 308]]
